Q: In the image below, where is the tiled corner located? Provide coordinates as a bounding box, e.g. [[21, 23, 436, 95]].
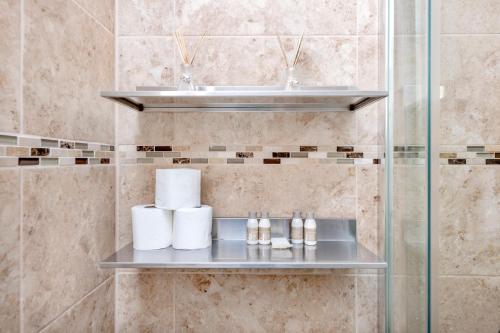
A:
[[40, 277, 114, 333], [0, 0, 20, 133], [117, 273, 174, 332], [175, 274, 355, 332], [22, 166, 115, 332], [24, 0, 114, 144], [439, 276, 500, 333], [0, 169, 20, 332], [74, 0, 115, 32], [356, 166, 380, 254]]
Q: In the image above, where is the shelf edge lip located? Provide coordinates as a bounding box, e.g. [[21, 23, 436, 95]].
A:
[[98, 262, 388, 269], [100, 90, 389, 98]]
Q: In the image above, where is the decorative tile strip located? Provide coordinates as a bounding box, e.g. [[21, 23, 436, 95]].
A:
[[117, 144, 384, 166], [438, 145, 500, 165], [0, 133, 114, 167]]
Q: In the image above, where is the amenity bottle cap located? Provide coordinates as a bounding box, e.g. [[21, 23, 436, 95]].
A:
[[306, 212, 314, 219], [261, 212, 269, 218], [293, 211, 301, 219], [248, 211, 256, 218]]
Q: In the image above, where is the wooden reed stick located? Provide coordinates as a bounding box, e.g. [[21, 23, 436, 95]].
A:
[[173, 32, 187, 63], [276, 35, 289, 68], [190, 31, 207, 65], [293, 32, 304, 66]]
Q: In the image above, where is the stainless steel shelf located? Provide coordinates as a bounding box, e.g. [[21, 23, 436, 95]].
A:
[[101, 86, 388, 112], [99, 218, 386, 270]]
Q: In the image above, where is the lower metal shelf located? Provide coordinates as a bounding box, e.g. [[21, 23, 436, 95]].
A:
[[100, 218, 386, 270]]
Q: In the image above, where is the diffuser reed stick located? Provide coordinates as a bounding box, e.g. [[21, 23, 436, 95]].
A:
[[276, 35, 289, 68], [293, 32, 304, 67], [173, 30, 207, 65]]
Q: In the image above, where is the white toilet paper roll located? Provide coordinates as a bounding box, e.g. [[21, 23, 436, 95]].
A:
[[132, 205, 173, 250], [155, 168, 201, 210], [173, 205, 213, 250]]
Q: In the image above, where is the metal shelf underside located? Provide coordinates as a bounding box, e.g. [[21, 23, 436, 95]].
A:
[[100, 218, 386, 270], [101, 86, 388, 112]]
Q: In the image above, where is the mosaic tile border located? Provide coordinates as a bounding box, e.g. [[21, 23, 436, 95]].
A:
[[439, 145, 500, 165], [393, 145, 500, 166], [118, 144, 383, 165], [0, 134, 114, 167]]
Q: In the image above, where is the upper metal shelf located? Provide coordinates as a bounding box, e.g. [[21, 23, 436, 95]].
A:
[[101, 86, 388, 112]]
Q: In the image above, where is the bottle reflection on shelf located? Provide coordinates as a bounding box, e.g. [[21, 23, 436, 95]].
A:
[[292, 243, 304, 261], [305, 245, 317, 261], [246, 244, 259, 261], [259, 244, 272, 261]]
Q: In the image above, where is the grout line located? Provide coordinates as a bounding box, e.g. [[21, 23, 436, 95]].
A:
[[354, 274, 359, 333], [70, 0, 114, 36], [114, 1, 120, 332], [439, 274, 500, 278], [173, 273, 176, 331], [117, 34, 378, 39], [19, 167, 24, 332], [441, 32, 500, 36], [37, 276, 114, 332], [19, 0, 24, 135]]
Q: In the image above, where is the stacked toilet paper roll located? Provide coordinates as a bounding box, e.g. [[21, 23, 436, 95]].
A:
[[132, 205, 173, 250], [131, 168, 212, 251], [155, 169, 201, 210], [173, 205, 213, 250]]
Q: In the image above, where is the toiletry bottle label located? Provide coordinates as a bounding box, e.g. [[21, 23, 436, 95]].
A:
[[247, 227, 258, 242], [304, 228, 317, 242], [259, 227, 271, 241], [291, 227, 303, 241]]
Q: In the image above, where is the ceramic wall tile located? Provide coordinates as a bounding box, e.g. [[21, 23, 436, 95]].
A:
[[356, 166, 380, 254], [24, 0, 114, 144], [439, 166, 500, 275], [118, 37, 175, 90], [358, 36, 379, 90], [118, 0, 174, 36], [439, 276, 500, 333], [175, 274, 355, 332], [0, 0, 20, 133], [74, 0, 115, 32], [22, 166, 115, 332], [117, 273, 174, 332], [117, 107, 176, 145], [118, 165, 156, 247], [357, 0, 379, 35], [440, 36, 500, 145], [441, 0, 500, 34], [0, 170, 20, 332], [356, 275, 379, 332], [175, 0, 305, 35], [40, 277, 114, 333], [172, 112, 356, 146], [305, 0, 357, 35]]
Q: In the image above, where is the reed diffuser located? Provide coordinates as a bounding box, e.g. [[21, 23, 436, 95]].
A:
[[277, 33, 304, 90], [174, 30, 206, 90]]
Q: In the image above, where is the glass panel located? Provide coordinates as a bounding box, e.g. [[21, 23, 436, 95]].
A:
[[388, 0, 429, 331]]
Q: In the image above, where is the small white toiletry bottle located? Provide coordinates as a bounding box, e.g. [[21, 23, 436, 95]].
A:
[[291, 210, 304, 244], [304, 212, 317, 246], [258, 212, 271, 245], [246, 211, 259, 245]]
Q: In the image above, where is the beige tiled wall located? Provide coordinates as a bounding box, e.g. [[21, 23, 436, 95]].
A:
[[0, 0, 115, 331], [439, 1, 500, 331], [116, 0, 384, 331]]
